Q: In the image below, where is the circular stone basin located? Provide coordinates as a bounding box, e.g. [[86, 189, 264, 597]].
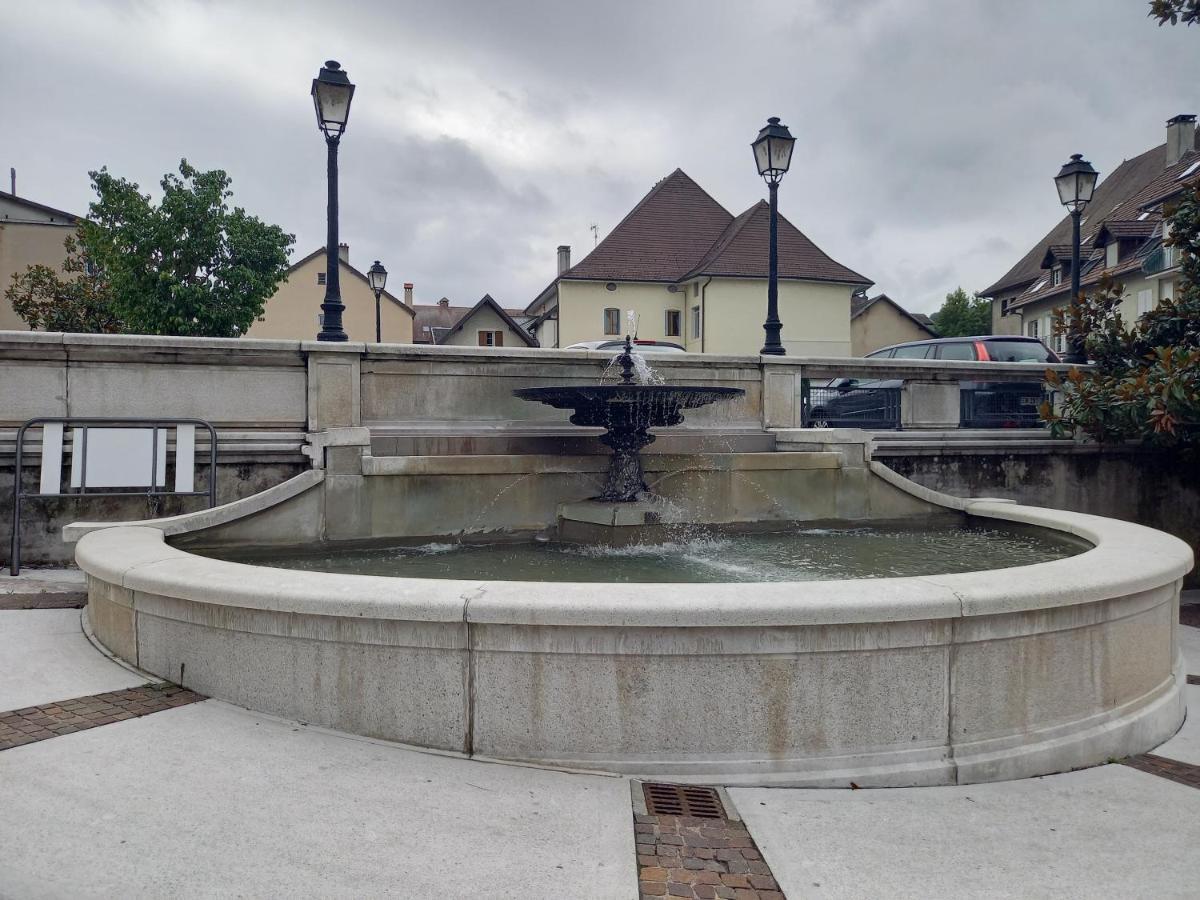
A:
[[204, 522, 1087, 583], [75, 497, 1192, 789]]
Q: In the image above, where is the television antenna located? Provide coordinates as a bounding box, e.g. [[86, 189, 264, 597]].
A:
[[589, 223, 599, 247]]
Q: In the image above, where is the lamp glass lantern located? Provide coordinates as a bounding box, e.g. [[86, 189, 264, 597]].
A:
[[1054, 153, 1098, 213], [311, 60, 356, 138], [367, 260, 388, 294], [751, 117, 796, 184]]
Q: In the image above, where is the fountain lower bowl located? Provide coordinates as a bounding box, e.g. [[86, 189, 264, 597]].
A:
[[75, 497, 1190, 787]]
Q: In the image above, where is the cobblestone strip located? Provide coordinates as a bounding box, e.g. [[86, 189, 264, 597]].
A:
[[0, 684, 203, 750], [0, 595, 86, 610], [1122, 753, 1200, 789], [634, 811, 784, 899]]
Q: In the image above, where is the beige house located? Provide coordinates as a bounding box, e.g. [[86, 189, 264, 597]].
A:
[[525, 170, 870, 355], [412, 294, 537, 347], [850, 293, 938, 355], [249, 245, 414, 343], [984, 114, 1198, 343], [0, 191, 79, 331]]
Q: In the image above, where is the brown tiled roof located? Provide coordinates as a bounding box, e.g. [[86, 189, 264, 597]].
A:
[[1133, 149, 1200, 210], [981, 136, 1193, 296], [560, 169, 733, 282], [681, 200, 869, 285], [1041, 240, 1095, 268], [1091, 219, 1158, 243], [539, 168, 870, 305]]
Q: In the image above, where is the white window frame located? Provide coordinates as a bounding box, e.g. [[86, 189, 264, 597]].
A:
[[1026, 319, 1038, 339], [603, 307, 620, 335], [665, 309, 681, 338], [1137, 289, 1153, 316], [691, 305, 702, 339]]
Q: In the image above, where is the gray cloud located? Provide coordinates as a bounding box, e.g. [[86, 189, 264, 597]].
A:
[[3, 0, 1198, 315]]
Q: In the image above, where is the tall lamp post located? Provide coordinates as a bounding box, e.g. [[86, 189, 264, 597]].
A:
[[367, 260, 388, 343], [312, 60, 356, 342], [751, 117, 796, 356], [1053, 153, 1099, 364]]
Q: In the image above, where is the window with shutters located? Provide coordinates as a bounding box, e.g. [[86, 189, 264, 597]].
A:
[[317, 272, 326, 285], [478, 331, 503, 347]]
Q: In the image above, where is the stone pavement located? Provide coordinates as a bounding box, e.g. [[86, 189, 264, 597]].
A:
[[0, 596, 1198, 898], [0, 567, 87, 609], [0, 609, 149, 710]]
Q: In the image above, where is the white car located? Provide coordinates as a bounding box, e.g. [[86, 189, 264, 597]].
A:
[[562, 340, 686, 353]]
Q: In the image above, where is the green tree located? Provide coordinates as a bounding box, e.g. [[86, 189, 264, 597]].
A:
[[78, 159, 294, 337], [1149, 0, 1200, 26], [930, 287, 991, 337], [1043, 185, 1200, 447], [5, 233, 122, 333]]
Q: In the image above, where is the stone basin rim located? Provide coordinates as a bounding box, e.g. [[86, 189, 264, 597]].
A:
[[73, 500, 1192, 628]]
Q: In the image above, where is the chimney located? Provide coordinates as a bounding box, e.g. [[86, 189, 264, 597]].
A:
[[1166, 114, 1196, 168], [337, 242, 349, 264], [438, 297, 450, 308], [403, 282, 414, 307], [557, 244, 571, 274]]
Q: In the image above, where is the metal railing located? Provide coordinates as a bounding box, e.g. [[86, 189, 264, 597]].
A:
[[9, 417, 218, 576], [801, 381, 902, 430], [960, 387, 1049, 429]]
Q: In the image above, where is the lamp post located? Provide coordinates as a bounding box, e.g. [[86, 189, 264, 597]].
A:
[[751, 117, 796, 356], [1053, 153, 1099, 364], [311, 60, 356, 342], [367, 259, 388, 343]]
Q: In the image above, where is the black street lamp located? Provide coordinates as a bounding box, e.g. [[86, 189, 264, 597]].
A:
[[367, 259, 388, 343], [312, 60, 356, 342], [751, 117, 796, 356], [1054, 153, 1099, 364]]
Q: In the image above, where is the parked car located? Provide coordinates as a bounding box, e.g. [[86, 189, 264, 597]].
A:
[[807, 336, 1059, 429], [563, 339, 686, 353]]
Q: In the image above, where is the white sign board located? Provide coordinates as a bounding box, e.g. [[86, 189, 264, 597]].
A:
[[70, 428, 168, 489]]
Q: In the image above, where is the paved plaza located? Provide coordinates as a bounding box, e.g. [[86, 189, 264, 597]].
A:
[[1, 593, 1198, 899]]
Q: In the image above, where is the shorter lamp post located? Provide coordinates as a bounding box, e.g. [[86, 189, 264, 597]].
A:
[[751, 117, 796, 356], [367, 260, 388, 343], [312, 60, 356, 342], [1054, 153, 1099, 364]]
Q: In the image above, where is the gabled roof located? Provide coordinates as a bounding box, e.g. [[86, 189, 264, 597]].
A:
[[1040, 239, 1101, 269], [682, 199, 869, 285], [527, 168, 870, 311], [0, 190, 79, 224], [1090, 219, 1157, 245], [560, 169, 734, 283], [981, 132, 1198, 297], [287, 247, 414, 316], [413, 297, 530, 343], [851, 293, 938, 337], [437, 294, 538, 347]]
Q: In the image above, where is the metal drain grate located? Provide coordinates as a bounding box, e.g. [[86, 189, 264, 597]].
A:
[[642, 782, 725, 819]]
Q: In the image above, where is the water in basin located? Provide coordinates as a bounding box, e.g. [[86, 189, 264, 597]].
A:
[[204, 521, 1086, 583]]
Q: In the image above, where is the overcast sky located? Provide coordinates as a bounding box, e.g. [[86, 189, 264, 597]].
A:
[[4, 0, 1198, 313]]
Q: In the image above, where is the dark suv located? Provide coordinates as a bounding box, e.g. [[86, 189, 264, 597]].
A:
[[807, 336, 1059, 428]]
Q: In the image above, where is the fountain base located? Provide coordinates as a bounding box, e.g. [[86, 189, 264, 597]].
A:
[[556, 499, 674, 545]]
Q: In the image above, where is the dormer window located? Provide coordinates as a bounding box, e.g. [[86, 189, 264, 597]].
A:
[[1105, 241, 1118, 268], [1051, 265, 1063, 286]]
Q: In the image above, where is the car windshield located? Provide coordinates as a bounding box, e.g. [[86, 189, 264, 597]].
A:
[[984, 339, 1054, 362]]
